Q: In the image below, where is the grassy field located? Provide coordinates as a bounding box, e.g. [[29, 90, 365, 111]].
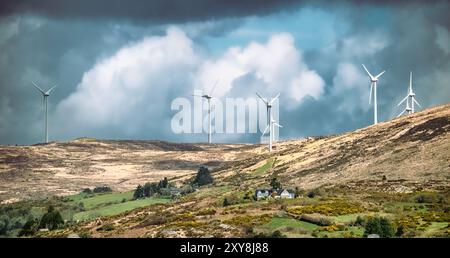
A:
[[257, 217, 319, 236], [73, 197, 170, 221], [254, 158, 275, 175], [317, 226, 365, 238], [67, 191, 134, 209]]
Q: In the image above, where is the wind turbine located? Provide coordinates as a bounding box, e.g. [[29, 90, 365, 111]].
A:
[[362, 64, 385, 125], [192, 80, 219, 144], [32, 81, 57, 143], [256, 92, 282, 152], [397, 71, 421, 117]]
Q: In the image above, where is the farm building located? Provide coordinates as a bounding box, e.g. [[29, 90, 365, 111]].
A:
[[255, 188, 295, 199]]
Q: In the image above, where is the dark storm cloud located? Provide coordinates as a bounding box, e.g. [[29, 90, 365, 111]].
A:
[[0, 0, 435, 22], [0, 0, 303, 22]]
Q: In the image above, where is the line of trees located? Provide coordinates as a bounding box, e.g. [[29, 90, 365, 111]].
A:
[[133, 177, 173, 199], [133, 166, 214, 200]]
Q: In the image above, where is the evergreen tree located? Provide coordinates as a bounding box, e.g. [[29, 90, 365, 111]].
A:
[[133, 184, 144, 199], [294, 187, 301, 198], [192, 166, 214, 186], [364, 217, 396, 238], [39, 206, 64, 230], [270, 177, 282, 190], [143, 182, 158, 197], [18, 218, 38, 236]]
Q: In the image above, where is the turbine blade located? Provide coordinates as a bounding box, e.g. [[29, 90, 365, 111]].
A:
[[409, 71, 413, 92], [191, 94, 203, 97], [209, 79, 220, 96], [255, 92, 268, 105], [32, 81, 45, 95], [397, 109, 406, 118], [413, 98, 421, 107], [269, 93, 280, 105], [369, 82, 373, 104], [262, 124, 270, 136], [273, 123, 283, 128], [397, 96, 408, 106], [46, 85, 57, 95], [362, 64, 374, 79], [375, 70, 385, 79]]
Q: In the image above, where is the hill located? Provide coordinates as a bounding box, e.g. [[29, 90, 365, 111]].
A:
[[0, 103, 449, 238]]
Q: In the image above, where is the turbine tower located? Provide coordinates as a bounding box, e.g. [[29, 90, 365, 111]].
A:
[[397, 71, 421, 117], [192, 80, 219, 144], [256, 92, 282, 152], [32, 81, 57, 143], [362, 64, 385, 125]]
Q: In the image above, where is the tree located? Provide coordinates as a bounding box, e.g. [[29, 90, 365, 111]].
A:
[[270, 177, 282, 190], [192, 166, 214, 186], [18, 218, 38, 236], [39, 206, 64, 230], [223, 198, 231, 207], [133, 184, 144, 199], [158, 177, 169, 189], [294, 187, 301, 198], [364, 217, 396, 238], [143, 182, 158, 197], [0, 215, 10, 235]]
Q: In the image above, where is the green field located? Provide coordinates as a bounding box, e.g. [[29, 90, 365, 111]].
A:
[[67, 191, 134, 209], [254, 158, 275, 175], [73, 197, 170, 221], [258, 217, 319, 234], [317, 226, 365, 238]]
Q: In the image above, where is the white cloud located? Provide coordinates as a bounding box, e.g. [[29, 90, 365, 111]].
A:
[[435, 25, 450, 55], [332, 62, 370, 113], [196, 32, 325, 107], [54, 27, 199, 137], [53, 27, 325, 139]]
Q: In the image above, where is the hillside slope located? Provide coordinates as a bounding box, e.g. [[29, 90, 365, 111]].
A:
[[0, 139, 260, 203], [215, 103, 450, 193], [29, 103, 450, 238]]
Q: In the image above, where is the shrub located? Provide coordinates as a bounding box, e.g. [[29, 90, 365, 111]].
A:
[[192, 166, 214, 186], [81, 188, 92, 194], [354, 216, 365, 226], [363, 217, 396, 238], [97, 223, 115, 231], [415, 192, 443, 204], [254, 230, 285, 238], [294, 187, 302, 198], [180, 185, 195, 195], [223, 198, 231, 207], [307, 188, 325, 198], [300, 214, 333, 226], [92, 186, 112, 193]]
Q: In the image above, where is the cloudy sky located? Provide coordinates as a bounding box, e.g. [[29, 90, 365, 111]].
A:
[[0, 0, 449, 145]]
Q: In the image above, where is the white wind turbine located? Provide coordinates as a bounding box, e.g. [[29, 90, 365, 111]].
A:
[[397, 71, 421, 118], [362, 64, 385, 124], [32, 81, 57, 143], [192, 80, 219, 144], [256, 92, 282, 152]]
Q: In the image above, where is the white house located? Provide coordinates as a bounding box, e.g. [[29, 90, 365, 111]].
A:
[[255, 188, 295, 199]]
